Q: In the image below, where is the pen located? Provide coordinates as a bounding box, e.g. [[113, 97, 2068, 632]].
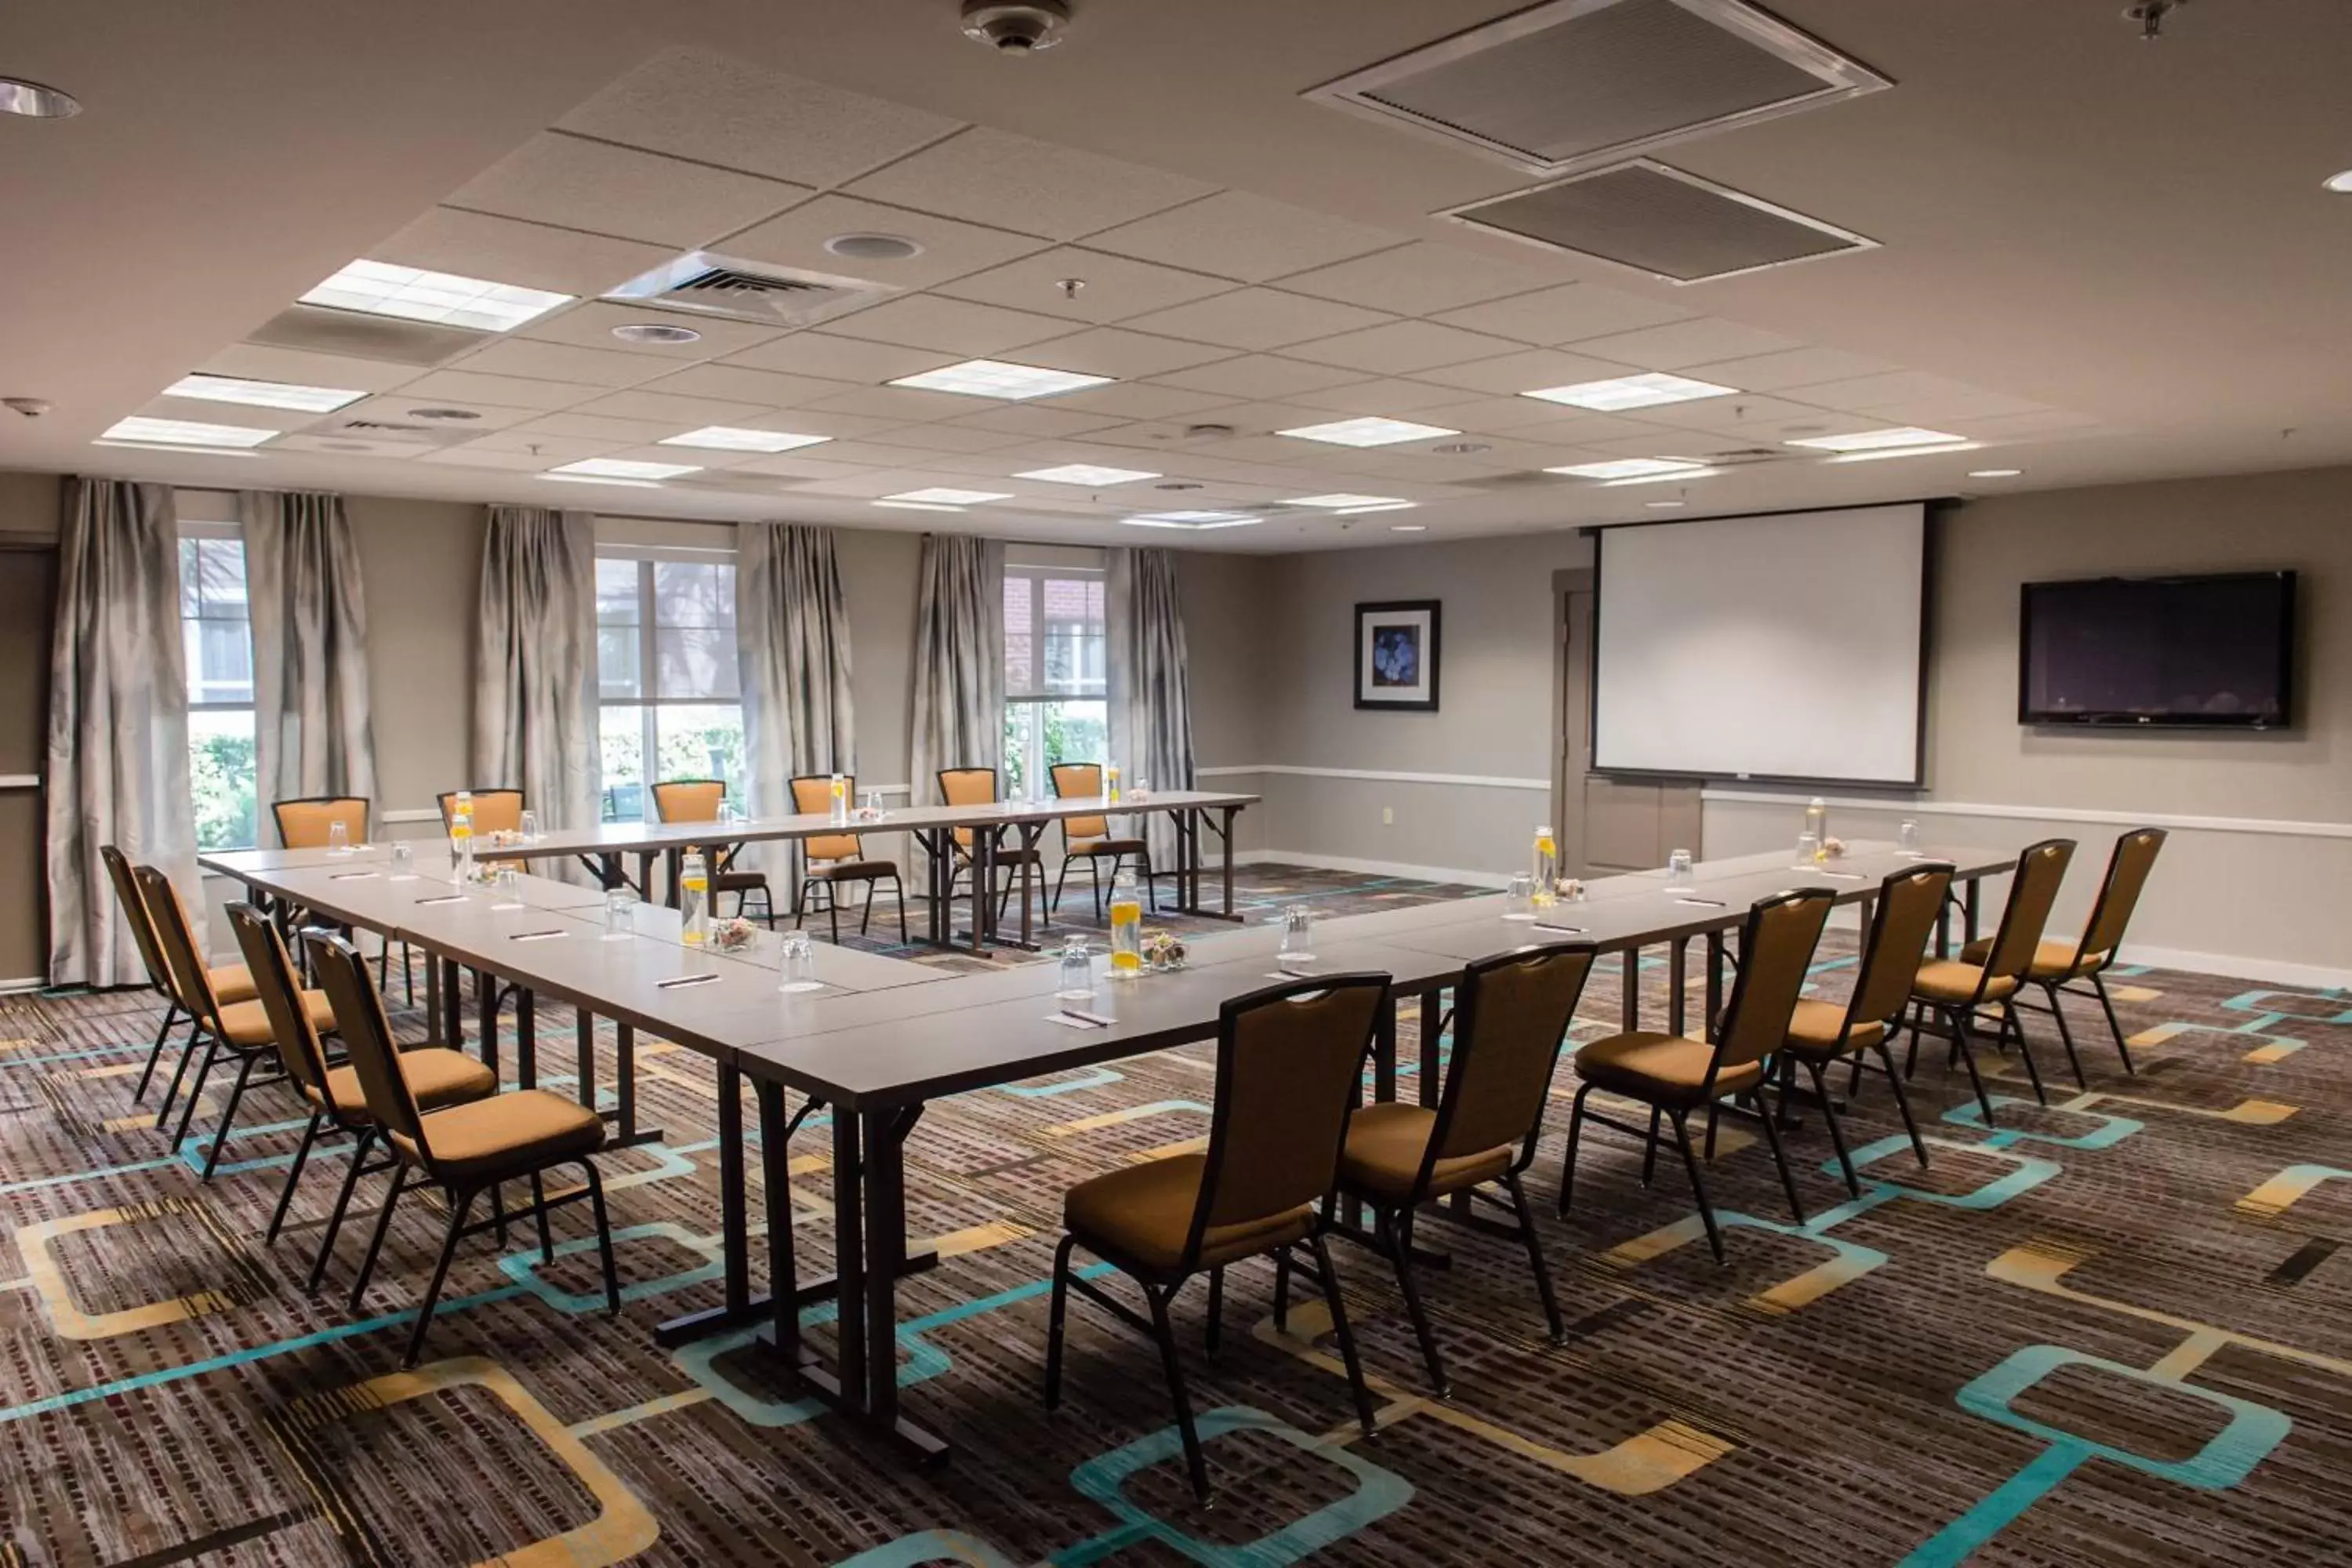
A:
[[656, 972, 721, 989], [1675, 897, 1728, 909]]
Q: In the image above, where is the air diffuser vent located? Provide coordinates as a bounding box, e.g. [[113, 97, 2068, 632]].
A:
[[605, 251, 898, 328], [243, 304, 486, 366], [1446, 159, 1875, 283], [1308, 0, 1887, 176]]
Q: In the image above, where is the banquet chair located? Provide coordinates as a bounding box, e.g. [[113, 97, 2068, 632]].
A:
[[1048, 761, 1154, 923], [1906, 838, 2075, 1124], [937, 767, 1044, 923], [437, 787, 525, 837], [788, 774, 908, 944], [100, 843, 253, 1104], [272, 796, 369, 849], [652, 778, 772, 924], [1045, 974, 1387, 1501]]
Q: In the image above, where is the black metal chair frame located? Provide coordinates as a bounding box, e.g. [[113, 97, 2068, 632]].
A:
[[1045, 763, 1157, 924], [788, 774, 911, 946], [1901, 839, 2077, 1125]]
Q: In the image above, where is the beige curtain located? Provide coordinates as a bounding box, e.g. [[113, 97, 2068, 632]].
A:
[[45, 477, 200, 985], [241, 490, 378, 844], [739, 521, 855, 811], [472, 506, 600, 847], [909, 532, 1005, 811], [1108, 546, 1196, 866]]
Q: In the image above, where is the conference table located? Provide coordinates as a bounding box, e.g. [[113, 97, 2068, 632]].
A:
[[200, 837, 2017, 1468], [465, 789, 1260, 955]]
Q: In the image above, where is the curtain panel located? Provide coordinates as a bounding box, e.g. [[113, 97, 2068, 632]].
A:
[[472, 506, 600, 850], [241, 490, 379, 844], [45, 477, 200, 985], [738, 521, 856, 813], [1107, 546, 1197, 866], [909, 532, 1006, 811]]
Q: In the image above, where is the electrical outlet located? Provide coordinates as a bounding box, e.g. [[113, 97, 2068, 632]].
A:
[[1382, 806, 1394, 826]]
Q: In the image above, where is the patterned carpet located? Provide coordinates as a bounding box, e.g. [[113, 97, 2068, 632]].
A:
[[2, 864, 2347, 1566]]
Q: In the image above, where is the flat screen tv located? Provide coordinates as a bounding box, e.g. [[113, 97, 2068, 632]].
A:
[[2019, 571, 2296, 728]]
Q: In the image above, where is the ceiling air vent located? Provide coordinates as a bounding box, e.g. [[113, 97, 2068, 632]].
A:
[[1444, 159, 1875, 283], [243, 304, 486, 366], [605, 251, 899, 328], [1307, 0, 1887, 176]]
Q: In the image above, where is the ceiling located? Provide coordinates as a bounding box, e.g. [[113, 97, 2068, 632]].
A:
[[3, 0, 2350, 552]]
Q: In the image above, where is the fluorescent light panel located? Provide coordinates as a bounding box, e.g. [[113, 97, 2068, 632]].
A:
[[1826, 442, 1980, 464], [873, 499, 967, 513], [1016, 463, 1161, 486], [539, 474, 662, 488], [300, 259, 572, 332], [548, 458, 702, 480], [658, 426, 831, 453], [883, 488, 1012, 506], [1546, 457, 1708, 481], [165, 373, 365, 412], [99, 416, 278, 448], [1284, 493, 1409, 510], [1522, 373, 1737, 411], [1121, 513, 1260, 530], [888, 359, 1110, 400], [1276, 416, 1460, 448], [1602, 467, 1721, 486], [1785, 426, 1965, 452]]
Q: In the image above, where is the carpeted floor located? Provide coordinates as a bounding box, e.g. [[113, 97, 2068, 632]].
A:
[[1, 864, 2347, 1566]]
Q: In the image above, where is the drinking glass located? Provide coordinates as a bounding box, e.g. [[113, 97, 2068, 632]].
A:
[[327, 820, 350, 855], [1131, 778, 1151, 801], [1056, 937, 1094, 1000], [493, 865, 521, 902], [519, 809, 539, 842], [388, 841, 416, 879], [604, 888, 637, 938], [1897, 819, 1922, 855], [1664, 848, 1696, 893], [778, 932, 821, 993], [717, 800, 740, 829], [1278, 905, 1316, 965], [1503, 873, 1536, 920], [863, 788, 886, 820], [1794, 830, 1822, 869]]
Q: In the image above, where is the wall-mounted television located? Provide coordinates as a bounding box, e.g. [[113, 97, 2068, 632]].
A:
[[2019, 571, 2296, 729]]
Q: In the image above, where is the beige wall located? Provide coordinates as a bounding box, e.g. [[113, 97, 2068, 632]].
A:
[[0, 472, 61, 981]]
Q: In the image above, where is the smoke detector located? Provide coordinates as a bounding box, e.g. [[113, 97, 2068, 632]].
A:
[[961, 0, 1071, 54], [826, 234, 924, 261], [612, 321, 702, 345]]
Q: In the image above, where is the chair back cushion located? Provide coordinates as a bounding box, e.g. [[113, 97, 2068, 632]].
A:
[[1848, 862, 1955, 1028], [1435, 944, 1596, 1161], [1051, 762, 1110, 840], [131, 864, 220, 1024], [306, 931, 432, 1161], [100, 844, 172, 993], [273, 797, 368, 849], [1984, 839, 2077, 982], [440, 789, 524, 836], [652, 779, 726, 824], [2076, 829, 2165, 971], [1714, 888, 1837, 1071], [937, 768, 997, 852], [790, 775, 863, 861], [226, 903, 334, 1102]]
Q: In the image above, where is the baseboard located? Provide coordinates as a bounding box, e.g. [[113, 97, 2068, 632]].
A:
[[1240, 848, 1512, 890], [1, 975, 43, 995], [2109, 943, 2350, 992]]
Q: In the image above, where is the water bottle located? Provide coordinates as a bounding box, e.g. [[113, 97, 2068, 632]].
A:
[[1108, 866, 1142, 975], [680, 848, 710, 946], [1531, 826, 1559, 909], [450, 791, 474, 883], [1105, 762, 1121, 805], [829, 772, 849, 826]]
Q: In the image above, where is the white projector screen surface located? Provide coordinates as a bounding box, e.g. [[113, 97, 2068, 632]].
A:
[[1593, 504, 1926, 785]]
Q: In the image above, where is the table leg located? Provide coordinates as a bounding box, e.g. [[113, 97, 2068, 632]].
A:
[[1704, 931, 1726, 1034], [517, 989, 537, 1090], [831, 1112, 866, 1399], [440, 956, 463, 1050], [1668, 938, 1689, 1037], [655, 1060, 759, 1346], [968, 832, 992, 955], [1373, 992, 1399, 1105], [1964, 877, 1982, 946], [615, 1022, 637, 1139], [425, 955, 444, 1046], [1220, 807, 1239, 919], [574, 1009, 595, 1104], [478, 974, 501, 1083], [1417, 989, 1442, 1109], [1621, 946, 1642, 1033], [757, 1078, 803, 1379]]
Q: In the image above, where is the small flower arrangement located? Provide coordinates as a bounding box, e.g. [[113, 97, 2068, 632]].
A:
[[712, 916, 758, 952], [1822, 837, 1848, 859], [1143, 931, 1188, 971]]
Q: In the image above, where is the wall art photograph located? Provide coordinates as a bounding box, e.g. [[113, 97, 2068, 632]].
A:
[[1355, 600, 1441, 712]]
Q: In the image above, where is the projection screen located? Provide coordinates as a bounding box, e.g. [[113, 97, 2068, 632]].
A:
[[1592, 504, 1928, 786]]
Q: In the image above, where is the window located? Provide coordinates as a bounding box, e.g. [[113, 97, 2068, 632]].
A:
[[180, 530, 257, 851], [596, 550, 744, 821], [1002, 564, 1108, 801]]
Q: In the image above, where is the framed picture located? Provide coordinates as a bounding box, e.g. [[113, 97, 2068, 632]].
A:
[[1355, 600, 1441, 712]]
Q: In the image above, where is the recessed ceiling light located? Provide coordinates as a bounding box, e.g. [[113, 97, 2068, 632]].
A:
[[825, 233, 924, 260], [1545, 457, 1711, 481], [408, 407, 483, 422], [163, 373, 363, 413], [1122, 512, 1261, 530], [0, 77, 79, 118], [611, 321, 702, 345], [539, 474, 662, 488], [1828, 443, 1981, 464], [548, 458, 701, 480], [1646, 500, 1686, 510], [300, 260, 572, 332], [883, 487, 1013, 506], [1284, 493, 1410, 510], [2325, 169, 2352, 194], [873, 499, 968, 513], [1522, 373, 1737, 412], [1277, 416, 1461, 448], [98, 416, 278, 448], [1968, 467, 2024, 478], [1016, 463, 1161, 486], [889, 359, 1111, 400], [1603, 467, 1721, 486], [1785, 426, 1965, 452], [659, 426, 831, 453], [1390, 524, 1428, 532]]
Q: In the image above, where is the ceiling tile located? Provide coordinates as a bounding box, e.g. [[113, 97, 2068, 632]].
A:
[[719, 332, 957, 383], [1283, 378, 1485, 416], [726, 408, 900, 441], [564, 388, 772, 426], [389, 369, 598, 412], [554, 45, 964, 187], [445, 131, 811, 249], [449, 430, 626, 462], [1679, 346, 1896, 393], [722, 194, 1046, 290], [747, 440, 935, 468], [194, 343, 425, 394], [732, 452, 884, 479], [1085, 191, 1406, 283], [931, 247, 1234, 325], [269, 433, 430, 459], [1273, 240, 1559, 314], [369, 207, 672, 298], [1282, 320, 1527, 375], [1017, 327, 1236, 378], [820, 295, 1076, 355], [1636, 394, 1837, 434], [797, 384, 991, 422], [862, 423, 1033, 454], [1960, 409, 2108, 438], [1150, 356, 1366, 401], [1783, 371, 2051, 423], [1571, 318, 1805, 369], [1047, 382, 1236, 420], [416, 445, 572, 471], [521, 300, 786, 358], [634, 363, 852, 407], [1412, 347, 1640, 395], [947, 405, 1131, 439], [516, 411, 699, 444], [844, 127, 1217, 241], [1432, 283, 1691, 346], [1120, 290, 1394, 351], [454, 338, 670, 389]]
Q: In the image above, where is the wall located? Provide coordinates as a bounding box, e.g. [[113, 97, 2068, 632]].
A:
[[0, 471, 62, 984]]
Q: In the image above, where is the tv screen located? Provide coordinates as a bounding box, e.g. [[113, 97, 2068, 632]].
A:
[[2020, 571, 2296, 728]]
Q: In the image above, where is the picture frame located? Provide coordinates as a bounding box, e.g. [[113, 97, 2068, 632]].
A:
[[1355, 600, 1441, 712]]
